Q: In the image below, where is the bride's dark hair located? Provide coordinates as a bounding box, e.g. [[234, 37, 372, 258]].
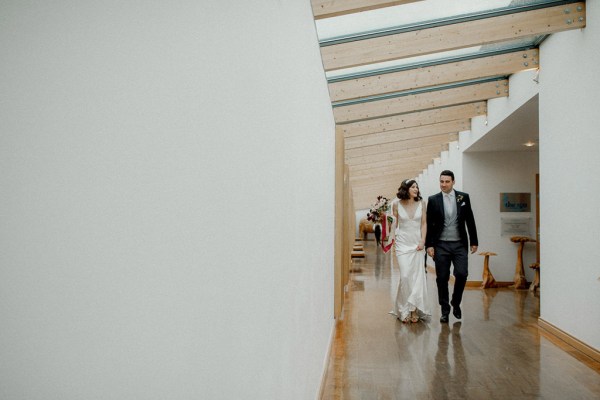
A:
[[397, 179, 422, 201]]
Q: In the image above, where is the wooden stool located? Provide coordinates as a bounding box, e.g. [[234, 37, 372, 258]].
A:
[[529, 263, 540, 292], [351, 250, 365, 258], [510, 236, 536, 289], [478, 252, 498, 289]]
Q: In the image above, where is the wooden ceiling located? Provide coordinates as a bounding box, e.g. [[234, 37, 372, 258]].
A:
[[312, 0, 586, 210]]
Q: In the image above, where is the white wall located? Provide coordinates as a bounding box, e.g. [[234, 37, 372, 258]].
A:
[[538, 2, 600, 349], [0, 2, 335, 399], [463, 152, 539, 282]]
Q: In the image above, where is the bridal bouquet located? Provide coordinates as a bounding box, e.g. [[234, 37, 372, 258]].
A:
[[366, 195, 396, 252], [367, 195, 389, 223]]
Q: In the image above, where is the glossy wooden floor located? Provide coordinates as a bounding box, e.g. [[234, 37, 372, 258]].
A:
[[322, 240, 600, 400]]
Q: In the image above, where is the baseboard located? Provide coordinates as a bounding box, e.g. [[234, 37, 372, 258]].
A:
[[426, 266, 512, 288], [316, 320, 337, 400], [465, 281, 514, 288], [538, 318, 600, 363]]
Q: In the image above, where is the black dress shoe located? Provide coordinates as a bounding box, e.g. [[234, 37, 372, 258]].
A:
[[440, 314, 449, 323], [452, 305, 462, 320]]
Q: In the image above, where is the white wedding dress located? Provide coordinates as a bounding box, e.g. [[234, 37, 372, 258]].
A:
[[392, 201, 431, 321]]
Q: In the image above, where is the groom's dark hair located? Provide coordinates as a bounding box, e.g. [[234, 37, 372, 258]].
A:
[[440, 170, 455, 181]]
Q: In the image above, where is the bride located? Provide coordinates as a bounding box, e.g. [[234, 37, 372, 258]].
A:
[[386, 179, 431, 323]]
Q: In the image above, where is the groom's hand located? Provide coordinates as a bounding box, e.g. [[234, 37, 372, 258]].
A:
[[427, 247, 434, 258], [471, 245, 478, 254]]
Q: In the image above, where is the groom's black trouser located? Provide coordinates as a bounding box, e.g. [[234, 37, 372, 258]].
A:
[[434, 240, 468, 315]]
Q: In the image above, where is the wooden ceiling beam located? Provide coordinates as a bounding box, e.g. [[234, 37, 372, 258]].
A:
[[349, 154, 434, 173], [329, 49, 538, 102], [352, 184, 403, 195], [350, 167, 427, 182], [352, 185, 398, 196], [352, 181, 420, 197], [321, 2, 585, 71], [352, 167, 436, 186], [349, 164, 424, 179], [352, 183, 413, 198], [350, 175, 421, 191], [346, 143, 449, 166], [312, 0, 422, 20], [353, 186, 397, 197], [345, 132, 458, 159], [345, 119, 468, 150], [347, 151, 452, 182], [340, 102, 486, 137], [334, 79, 507, 123], [350, 162, 432, 179], [350, 169, 423, 181]]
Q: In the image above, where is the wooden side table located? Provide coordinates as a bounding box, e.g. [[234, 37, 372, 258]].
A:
[[529, 263, 540, 292], [479, 252, 498, 289], [510, 236, 536, 289]]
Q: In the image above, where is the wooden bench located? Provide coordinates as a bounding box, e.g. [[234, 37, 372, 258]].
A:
[[351, 250, 365, 258]]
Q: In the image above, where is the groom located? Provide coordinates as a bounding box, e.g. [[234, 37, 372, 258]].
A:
[[426, 170, 478, 323]]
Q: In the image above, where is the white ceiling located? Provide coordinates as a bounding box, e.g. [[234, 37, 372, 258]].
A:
[[466, 94, 539, 152]]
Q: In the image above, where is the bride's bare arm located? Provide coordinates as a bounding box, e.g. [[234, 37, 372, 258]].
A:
[[386, 202, 398, 245], [418, 200, 427, 250]]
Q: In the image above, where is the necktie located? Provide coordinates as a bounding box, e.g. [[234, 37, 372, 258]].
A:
[[444, 194, 454, 218]]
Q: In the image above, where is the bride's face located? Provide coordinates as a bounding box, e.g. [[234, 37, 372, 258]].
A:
[[409, 183, 419, 199]]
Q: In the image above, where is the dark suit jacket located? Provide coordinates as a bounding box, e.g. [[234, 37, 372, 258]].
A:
[[425, 190, 478, 249]]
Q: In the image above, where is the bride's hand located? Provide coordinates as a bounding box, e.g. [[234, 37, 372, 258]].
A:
[[416, 242, 424, 251]]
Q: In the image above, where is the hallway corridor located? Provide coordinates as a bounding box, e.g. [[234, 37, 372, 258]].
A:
[[321, 240, 600, 399]]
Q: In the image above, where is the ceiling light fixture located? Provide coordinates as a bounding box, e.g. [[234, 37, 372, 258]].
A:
[[523, 141, 536, 147]]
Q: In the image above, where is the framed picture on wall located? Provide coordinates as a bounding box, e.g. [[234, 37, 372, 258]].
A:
[[499, 193, 531, 212]]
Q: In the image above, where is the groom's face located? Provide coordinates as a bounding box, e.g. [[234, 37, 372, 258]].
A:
[[440, 175, 455, 194]]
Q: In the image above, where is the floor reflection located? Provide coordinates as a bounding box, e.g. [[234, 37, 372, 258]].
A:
[[374, 248, 383, 280], [321, 240, 600, 400], [430, 322, 467, 400], [481, 288, 497, 321]]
